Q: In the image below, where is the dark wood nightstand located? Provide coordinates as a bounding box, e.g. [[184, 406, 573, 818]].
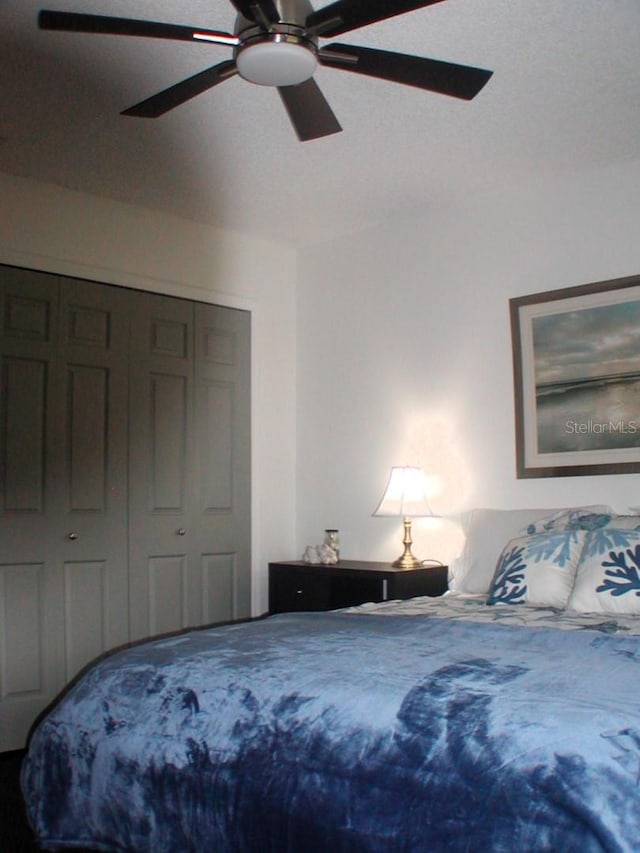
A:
[[268, 560, 448, 615]]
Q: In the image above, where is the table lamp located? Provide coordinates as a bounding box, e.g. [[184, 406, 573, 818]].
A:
[[373, 466, 435, 569]]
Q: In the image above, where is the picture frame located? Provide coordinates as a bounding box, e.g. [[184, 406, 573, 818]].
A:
[[510, 274, 640, 478]]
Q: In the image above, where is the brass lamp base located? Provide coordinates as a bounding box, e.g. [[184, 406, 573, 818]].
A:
[[391, 517, 422, 569], [391, 551, 422, 569]]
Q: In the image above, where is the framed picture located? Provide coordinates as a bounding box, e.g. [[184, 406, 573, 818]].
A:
[[510, 274, 640, 478]]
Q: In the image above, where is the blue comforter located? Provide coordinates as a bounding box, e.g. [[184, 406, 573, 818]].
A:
[[21, 611, 640, 851]]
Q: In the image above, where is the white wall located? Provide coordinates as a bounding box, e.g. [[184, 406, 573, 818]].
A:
[[0, 172, 297, 615], [5, 156, 640, 596], [296, 160, 640, 567]]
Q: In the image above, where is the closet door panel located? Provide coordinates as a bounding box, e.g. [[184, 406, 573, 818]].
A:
[[0, 561, 50, 749], [56, 279, 130, 679], [128, 293, 194, 641], [1, 271, 130, 747], [201, 553, 236, 625], [148, 555, 188, 635], [1, 268, 58, 532], [194, 303, 251, 623], [129, 296, 251, 638], [1, 562, 44, 695], [67, 364, 108, 510], [0, 268, 64, 750], [199, 380, 233, 510], [63, 559, 108, 677], [3, 357, 47, 512], [150, 372, 188, 510]]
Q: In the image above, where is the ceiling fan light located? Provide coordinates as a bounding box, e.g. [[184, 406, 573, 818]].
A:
[[236, 39, 317, 87]]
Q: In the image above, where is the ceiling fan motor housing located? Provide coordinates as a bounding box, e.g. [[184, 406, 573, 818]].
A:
[[238, 0, 315, 30], [234, 0, 319, 87]]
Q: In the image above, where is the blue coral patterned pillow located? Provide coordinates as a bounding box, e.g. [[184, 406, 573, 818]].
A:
[[487, 530, 588, 608], [524, 508, 613, 535], [601, 515, 640, 531], [568, 528, 640, 614]]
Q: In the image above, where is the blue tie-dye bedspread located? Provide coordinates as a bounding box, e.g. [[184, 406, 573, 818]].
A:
[[21, 611, 640, 852]]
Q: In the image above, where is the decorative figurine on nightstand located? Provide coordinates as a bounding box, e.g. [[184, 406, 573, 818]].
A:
[[302, 542, 339, 564], [302, 545, 320, 564], [318, 543, 338, 564], [323, 529, 340, 560]]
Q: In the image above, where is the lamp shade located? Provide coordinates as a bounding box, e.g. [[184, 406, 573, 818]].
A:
[[372, 466, 434, 518]]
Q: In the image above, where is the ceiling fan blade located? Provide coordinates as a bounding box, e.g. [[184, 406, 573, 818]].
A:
[[320, 44, 493, 99], [122, 60, 238, 118], [38, 10, 239, 46], [306, 0, 447, 37], [278, 79, 342, 141]]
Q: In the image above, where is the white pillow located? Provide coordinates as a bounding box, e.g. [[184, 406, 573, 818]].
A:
[[568, 528, 640, 614], [449, 508, 563, 594], [487, 530, 587, 608], [449, 506, 614, 595]]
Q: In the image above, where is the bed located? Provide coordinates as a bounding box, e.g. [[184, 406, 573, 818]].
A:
[[21, 506, 640, 852]]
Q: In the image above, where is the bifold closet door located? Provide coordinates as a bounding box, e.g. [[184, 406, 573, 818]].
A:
[[128, 293, 251, 641], [1, 265, 251, 748], [53, 278, 130, 674], [0, 268, 129, 750], [128, 293, 194, 640], [0, 268, 62, 750], [193, 301, 251, 627]]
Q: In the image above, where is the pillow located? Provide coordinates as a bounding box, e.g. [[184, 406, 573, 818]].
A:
[[601, 515, 640, 531], [448, 508, 562, 594], [568, 529, 640, 614], [524, 508, 613, 535], [449, 506, 613, 595], [569, 515, 640, 566], [448, 506, 612, 594], [487, 530, 588, 608]]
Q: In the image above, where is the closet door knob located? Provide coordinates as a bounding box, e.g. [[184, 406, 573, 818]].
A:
[[177, 528, 186, 536], [68, 532, 78, 540]]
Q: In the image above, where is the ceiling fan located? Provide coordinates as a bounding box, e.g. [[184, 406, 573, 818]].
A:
[[38, 0, 493, 142]]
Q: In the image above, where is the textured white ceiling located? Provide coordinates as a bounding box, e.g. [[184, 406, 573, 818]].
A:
[[2, 0, 639, 246]]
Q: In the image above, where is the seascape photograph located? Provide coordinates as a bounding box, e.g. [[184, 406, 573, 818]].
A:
[[533, 300, 640, 453]]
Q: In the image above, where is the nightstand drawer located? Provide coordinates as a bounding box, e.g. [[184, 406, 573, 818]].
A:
[[270, 567, 331, 612]]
